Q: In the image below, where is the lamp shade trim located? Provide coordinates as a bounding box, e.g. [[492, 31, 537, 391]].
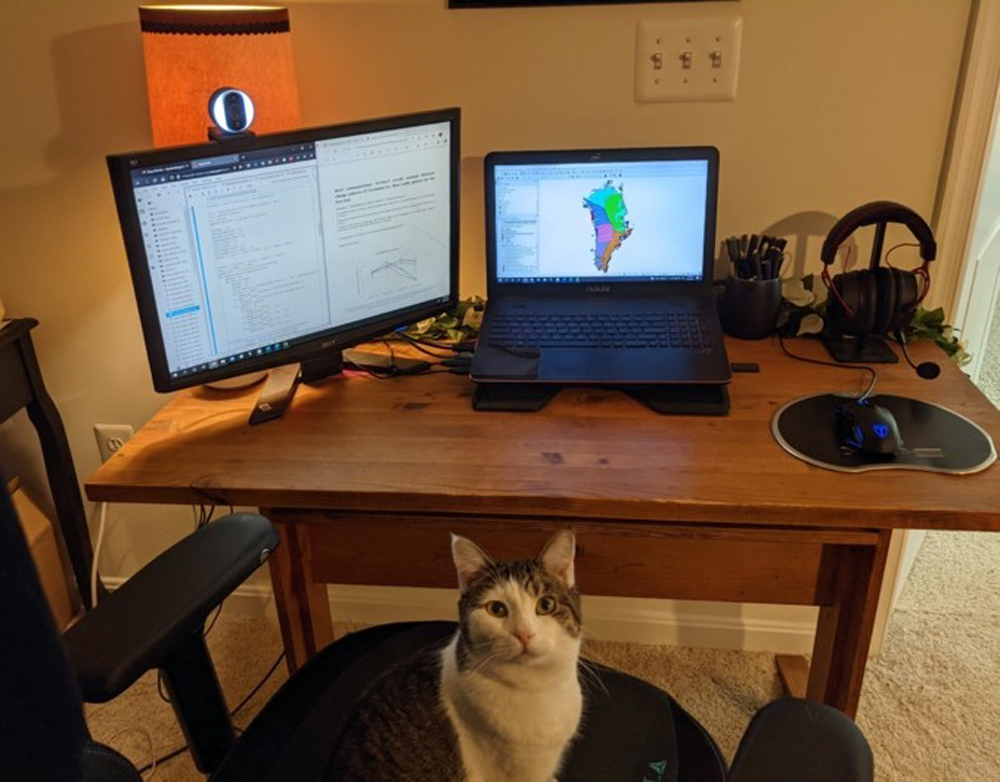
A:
[[139, 6, 290, 35]]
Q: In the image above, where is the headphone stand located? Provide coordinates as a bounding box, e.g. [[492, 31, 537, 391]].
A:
[[821, 333, 899, 364], [820, 201, 935, 365]]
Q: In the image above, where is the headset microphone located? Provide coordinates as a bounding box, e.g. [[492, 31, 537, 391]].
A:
[[895, 330, 941, 380]]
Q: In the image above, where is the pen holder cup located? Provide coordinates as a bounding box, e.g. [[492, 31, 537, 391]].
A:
[[719, 276, 782, 340]]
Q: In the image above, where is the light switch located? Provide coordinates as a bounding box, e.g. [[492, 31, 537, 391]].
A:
[[635, 14, 743, 103]]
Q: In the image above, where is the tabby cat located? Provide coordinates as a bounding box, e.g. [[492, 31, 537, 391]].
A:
[[327, 529, 583, 781]]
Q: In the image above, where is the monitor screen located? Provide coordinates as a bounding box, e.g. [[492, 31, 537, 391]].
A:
[[487, 149, 716, 285], [107, 108, 460, 392]]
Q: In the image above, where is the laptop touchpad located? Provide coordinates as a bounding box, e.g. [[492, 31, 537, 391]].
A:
[[540, 349, 613, 381]]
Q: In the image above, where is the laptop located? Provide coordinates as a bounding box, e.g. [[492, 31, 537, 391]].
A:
[[470, 146, 732, 385]]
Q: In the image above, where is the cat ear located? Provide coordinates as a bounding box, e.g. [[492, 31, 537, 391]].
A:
[[451, 534, 492, 593], [540, 529, 576, 589]]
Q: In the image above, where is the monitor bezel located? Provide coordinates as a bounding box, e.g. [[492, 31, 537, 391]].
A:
[[483, 146, 719, 297], [107, 107, 461, 393]]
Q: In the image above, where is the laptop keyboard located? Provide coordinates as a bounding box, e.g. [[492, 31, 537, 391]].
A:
[[488, 313, 708, 349]]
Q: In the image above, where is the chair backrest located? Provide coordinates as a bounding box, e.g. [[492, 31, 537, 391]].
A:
[[1, 319, 97, 609], [0, 482, 87, 780]]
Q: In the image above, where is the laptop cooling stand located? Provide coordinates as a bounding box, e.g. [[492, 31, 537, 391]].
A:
[[472, 383, 730, 416]]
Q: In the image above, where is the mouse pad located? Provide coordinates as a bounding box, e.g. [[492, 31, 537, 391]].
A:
[[772, 393, 996, 473]]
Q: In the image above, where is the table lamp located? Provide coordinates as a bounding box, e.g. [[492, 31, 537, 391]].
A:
[[139, 4, 301, 148]]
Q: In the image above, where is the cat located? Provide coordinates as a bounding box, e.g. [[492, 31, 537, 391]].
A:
[[326, 529, 583, 782]]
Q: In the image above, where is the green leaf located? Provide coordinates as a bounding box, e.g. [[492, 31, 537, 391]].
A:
[[915, 307, 945, 328]]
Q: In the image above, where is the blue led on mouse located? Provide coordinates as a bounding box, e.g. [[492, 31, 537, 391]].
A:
[[835, 397, 902, 456]]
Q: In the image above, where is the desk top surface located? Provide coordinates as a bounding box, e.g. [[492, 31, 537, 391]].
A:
[[86, 338, 1000, 531]]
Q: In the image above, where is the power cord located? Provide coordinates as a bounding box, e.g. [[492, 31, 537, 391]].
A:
[[90, 502, 108, 607], [354, 356, 461, 379], [204, 601, 225, 636], [229, 651, 286, 717], [439, 357, 473, 369], [194, 503, 217, 529], [157, 506, 225, 706], [394, 332, 458, 358], [777, 333, 877, 400], [138, 650, 287, 776], [344, 333, 475, 379], [382, 337, 397, 370], [99, 501, 239, 738], [155, 602, 226, 706], [156, 670, 170, 705], [92, 502, 219, 609], [104, 726, 157, 779], [138, 743, 185, 779], [392, 328, 477, 353]]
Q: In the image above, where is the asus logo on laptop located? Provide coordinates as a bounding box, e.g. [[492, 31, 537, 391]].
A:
[[586, 285, 611, 293]]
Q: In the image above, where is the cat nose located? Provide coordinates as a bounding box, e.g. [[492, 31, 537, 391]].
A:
[[514, 629, 534, 649]]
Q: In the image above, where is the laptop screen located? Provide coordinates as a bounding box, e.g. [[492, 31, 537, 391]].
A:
[[490, 153, 714, 284]]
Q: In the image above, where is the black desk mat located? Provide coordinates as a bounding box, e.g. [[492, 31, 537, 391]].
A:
[[772, 393, 996, 473]]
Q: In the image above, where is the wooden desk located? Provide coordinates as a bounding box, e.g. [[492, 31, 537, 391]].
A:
[[86, 337, 1000, 718]]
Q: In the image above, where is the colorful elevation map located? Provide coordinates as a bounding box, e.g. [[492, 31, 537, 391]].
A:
[[583, 181, 633, 273]]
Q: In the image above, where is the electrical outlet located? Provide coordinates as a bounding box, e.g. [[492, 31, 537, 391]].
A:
[[635, 14, 743, 103], [94, 423, 135, 464]]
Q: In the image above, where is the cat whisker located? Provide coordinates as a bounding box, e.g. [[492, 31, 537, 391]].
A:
[[576, 658, 610, 698], [465, 645, 505, 675]]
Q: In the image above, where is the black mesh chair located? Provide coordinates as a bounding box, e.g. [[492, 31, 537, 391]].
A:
[[0, 481, 873, 782]]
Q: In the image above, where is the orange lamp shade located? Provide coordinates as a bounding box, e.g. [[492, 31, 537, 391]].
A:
[[139, 5, 301, 148]]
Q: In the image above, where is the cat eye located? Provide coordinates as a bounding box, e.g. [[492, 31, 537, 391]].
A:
[[536, 596, 557, 615], [484, 600, 508, 618]]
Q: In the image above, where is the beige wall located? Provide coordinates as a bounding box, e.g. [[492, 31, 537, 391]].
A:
[[289, 0, 971, 295], [0, 0, 971, 642]]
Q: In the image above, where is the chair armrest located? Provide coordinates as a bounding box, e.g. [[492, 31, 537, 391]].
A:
[[63, 513, 278, 702]]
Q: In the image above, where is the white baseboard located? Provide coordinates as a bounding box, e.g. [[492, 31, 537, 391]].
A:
[[106, 577, 817, 654]]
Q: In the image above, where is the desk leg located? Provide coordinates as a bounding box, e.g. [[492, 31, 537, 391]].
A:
[[266, 517, 334, 673], [806, 531, 892, 718], [775, 654, 809, 699]]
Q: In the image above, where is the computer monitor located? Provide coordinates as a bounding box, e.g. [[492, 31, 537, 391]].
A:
[[107, 107, 460, 397]]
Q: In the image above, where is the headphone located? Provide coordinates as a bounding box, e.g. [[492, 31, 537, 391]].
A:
[[820, 201, 940, 379], [820, 201, 934, 339]]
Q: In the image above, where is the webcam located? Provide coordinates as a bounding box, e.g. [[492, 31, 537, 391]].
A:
[[208, 87, 256, 140]]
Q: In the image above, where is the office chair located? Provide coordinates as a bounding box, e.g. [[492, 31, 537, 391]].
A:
[[0, 481, 873, 782]]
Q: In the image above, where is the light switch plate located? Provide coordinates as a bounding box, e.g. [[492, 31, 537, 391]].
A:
[[635, 14, 743, 103]]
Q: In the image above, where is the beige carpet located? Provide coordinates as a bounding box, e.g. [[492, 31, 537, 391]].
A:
[[86, 530, 1000, 781]]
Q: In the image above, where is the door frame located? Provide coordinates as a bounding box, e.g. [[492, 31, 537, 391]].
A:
[[933, 0, 1000, 327], [874, 1, 1000, 654]]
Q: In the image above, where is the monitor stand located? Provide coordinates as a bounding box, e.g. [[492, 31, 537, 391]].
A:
[[204, 370, 268, 390], [246, 350, 433, 425], [248, 353, 344, 425]]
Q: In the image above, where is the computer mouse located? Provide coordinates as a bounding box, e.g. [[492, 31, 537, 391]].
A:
[[835, 398, 902, 456]]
